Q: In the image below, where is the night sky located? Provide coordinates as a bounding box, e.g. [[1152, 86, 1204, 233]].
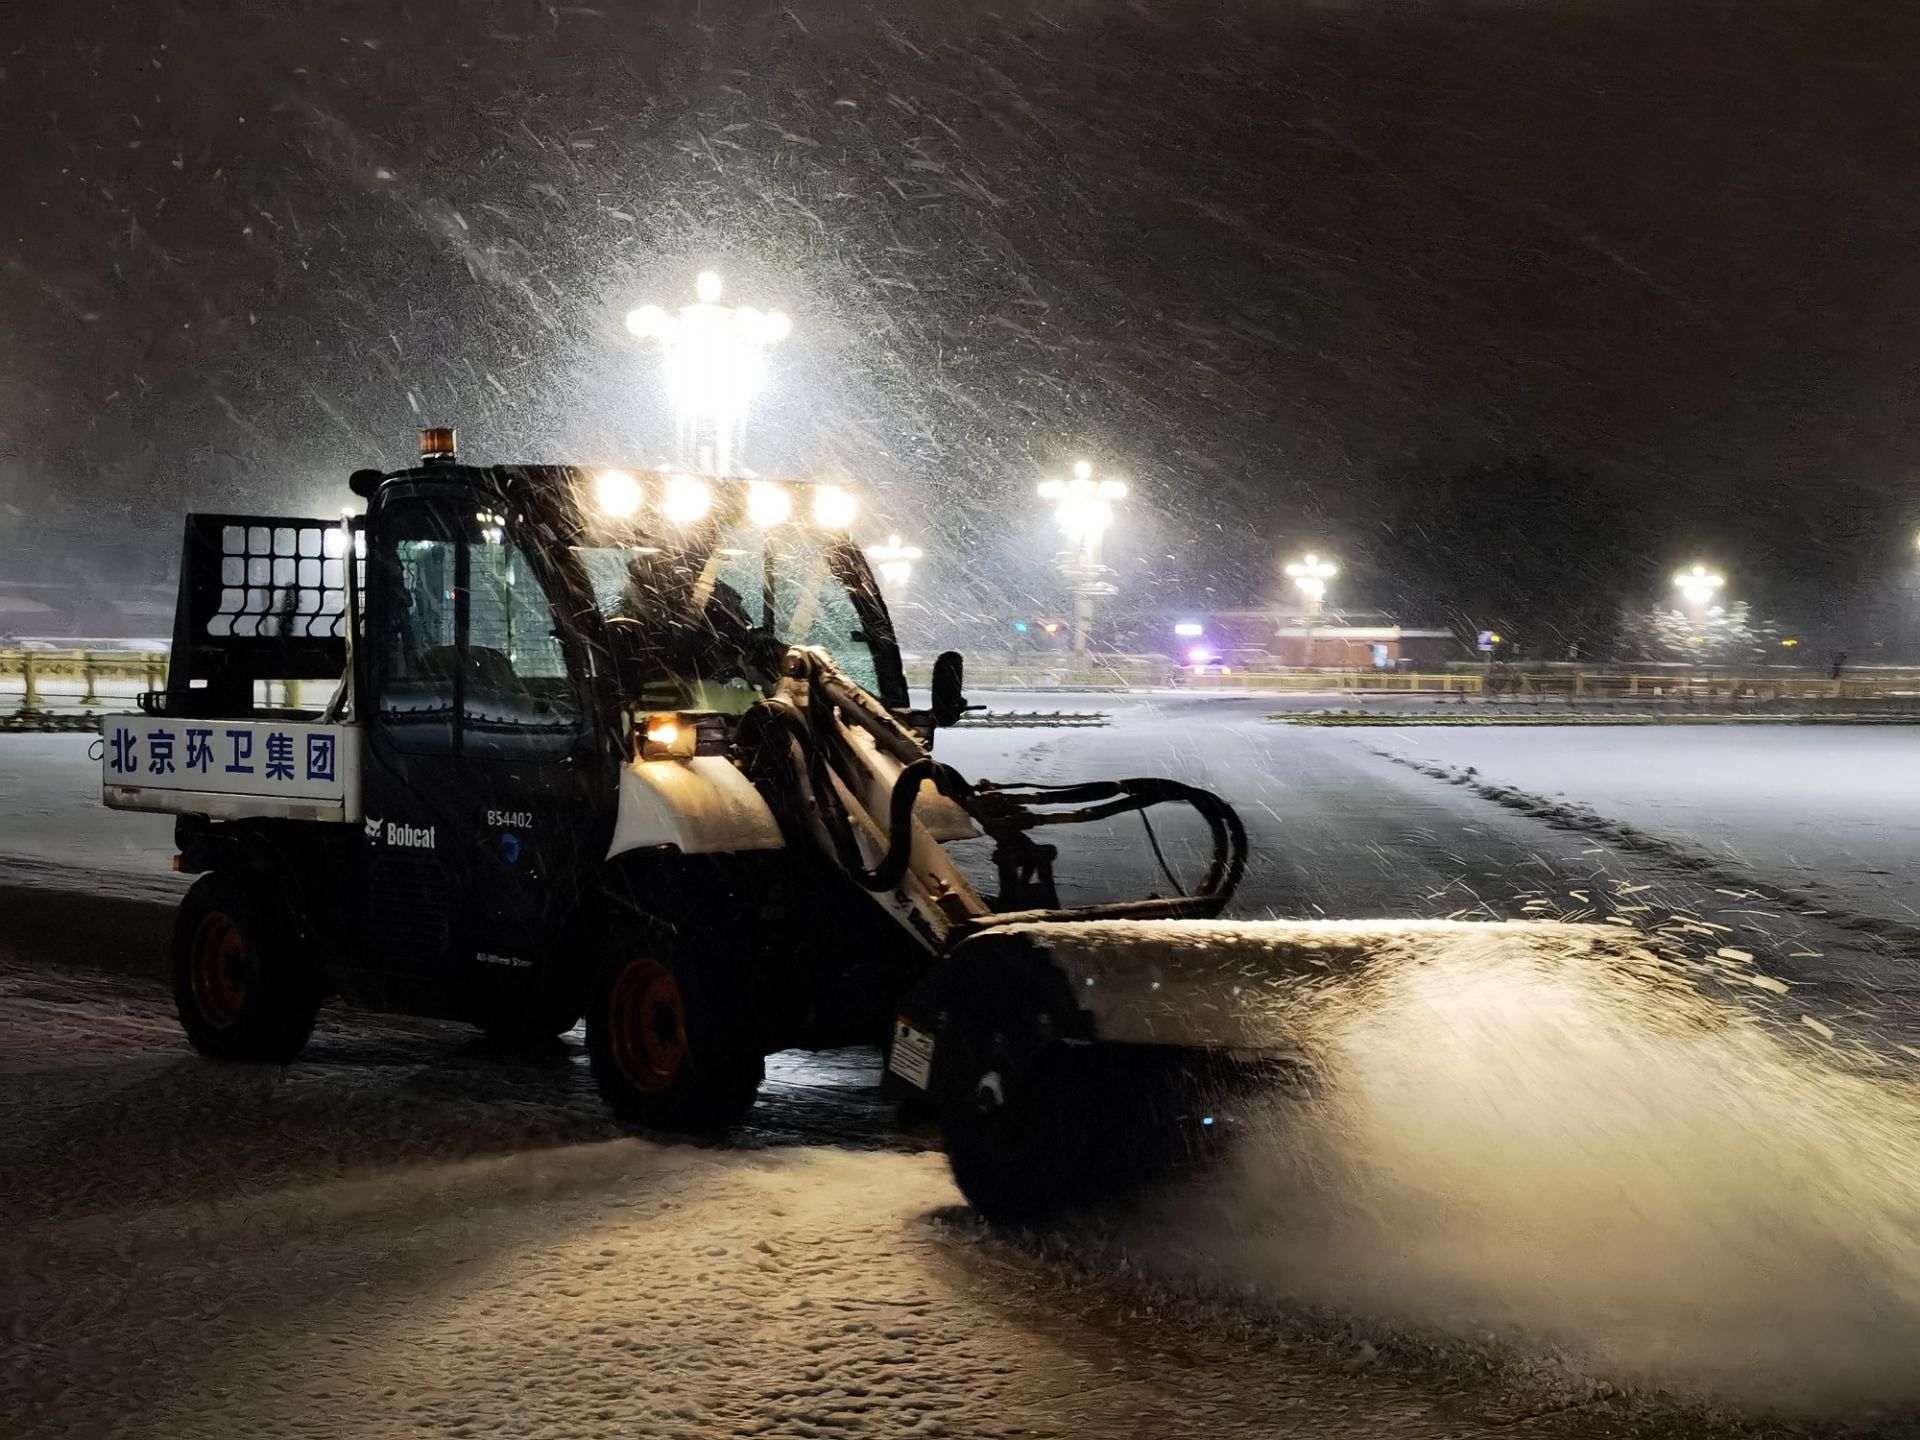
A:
[[4, 1, 1919, 648]]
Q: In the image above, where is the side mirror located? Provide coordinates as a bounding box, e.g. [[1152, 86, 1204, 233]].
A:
[[930, 650, 968, 728]]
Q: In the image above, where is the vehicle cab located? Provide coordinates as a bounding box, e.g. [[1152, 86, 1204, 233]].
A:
[[340, 432, 910, 1021]]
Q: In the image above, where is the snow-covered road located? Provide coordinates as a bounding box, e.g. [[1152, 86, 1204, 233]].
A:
[[5, 706, 1920, 1437], [0, 732, 181, 898], [1, 963, 1761, 1440], [940, 698, 1920, 1040], [1353, 725, 1920, 932]]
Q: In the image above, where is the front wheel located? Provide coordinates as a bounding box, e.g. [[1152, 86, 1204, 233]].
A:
[[172, 872, 321, 1063], [586, 925, 765, 1132]]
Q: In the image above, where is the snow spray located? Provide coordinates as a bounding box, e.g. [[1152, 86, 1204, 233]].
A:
[[1135, 935, 1920, 1412]]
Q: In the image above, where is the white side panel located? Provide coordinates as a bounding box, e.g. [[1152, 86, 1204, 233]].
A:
[[606, 756, 785, 858], [100, 716, 362, 823], [103, 787, 351, 824]]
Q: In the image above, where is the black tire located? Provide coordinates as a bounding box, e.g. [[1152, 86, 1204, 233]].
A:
[[171, 872, 321, 1063], [586, 923, 764, 1132]]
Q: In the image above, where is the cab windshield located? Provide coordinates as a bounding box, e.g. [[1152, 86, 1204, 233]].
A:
[[576, 521, 891, 712]]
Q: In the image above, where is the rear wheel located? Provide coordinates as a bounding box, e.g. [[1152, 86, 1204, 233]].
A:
[[586, 925, 764, 1132], [172, 873, 321, 1063]]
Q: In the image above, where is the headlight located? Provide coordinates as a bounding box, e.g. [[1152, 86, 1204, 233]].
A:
[[594, 469, 643, 518], [635, 711, 729, 762], [746, 480, 792, 527], [661, 473, 712, 524], [812, 484, 858, 529]]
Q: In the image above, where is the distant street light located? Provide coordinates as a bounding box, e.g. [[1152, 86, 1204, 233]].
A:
[[867, 534, 923, 594], [1673, 563, 1725, 612], [626, 270, 791, 475], [1284, 552, 1338, 615], [1038, 459, 1128, 658], [1283, 552, 1338, 671]]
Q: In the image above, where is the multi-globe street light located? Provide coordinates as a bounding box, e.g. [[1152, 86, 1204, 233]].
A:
[[1284, 552, 1338, 615], [1673, 563, 1725, 613], [626, 270, 791, 475], [867, 534, 923, 595], [1037, 459, 1128, 658], [1283, 552, 1338, 670]]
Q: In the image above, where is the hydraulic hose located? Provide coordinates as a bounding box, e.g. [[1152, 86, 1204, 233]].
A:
[[971, 776, 1248, 907], [735, 691, 965, 895], [737, 650, 1248, 923], [846, 757, 940, 893]]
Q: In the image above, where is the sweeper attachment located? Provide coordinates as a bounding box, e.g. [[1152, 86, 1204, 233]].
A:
[[731, 646, 1274, 1217], [105, 430, 1618, 1221], [745, 649, 1632, 1219]]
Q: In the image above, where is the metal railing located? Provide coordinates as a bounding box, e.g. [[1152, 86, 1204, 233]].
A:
[[6, 648, 1906, 728], [0, 649, 319, 726], [953, 710, 1112, 728], [1, 650, 168, 714], [904, 658, 1902, 701]]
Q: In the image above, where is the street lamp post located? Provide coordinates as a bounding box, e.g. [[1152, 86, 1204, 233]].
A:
[[1285, 552, 1337, 615], [1037, 460, 1128, 660], [626, 271, 791, 475], [1673, 563, 1725, 617], [1672, 564, 1728, 680], [866, 534, 923, 595], [1284, 552, 1338, 669]]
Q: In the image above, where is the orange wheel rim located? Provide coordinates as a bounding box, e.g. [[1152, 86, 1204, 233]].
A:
[[609, 956, 689, 1095], [190, 911, 248, 1030]]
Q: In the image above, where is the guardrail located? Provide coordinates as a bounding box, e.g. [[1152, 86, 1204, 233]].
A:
[[0, 650, 317, 727], [953, 710, 1111, 728], [4, 648, 1901, 729], [1183, 670, 1482, 694], [904, 661, 1888, 700], [0, 649, 168, 714]]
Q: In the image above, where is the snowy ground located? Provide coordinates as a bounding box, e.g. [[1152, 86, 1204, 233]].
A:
[[4, 703, 1920, 1437], [0, 732, 182, 899], [1353, 725, 1920, 932], [944, 696, 1920, 1043]]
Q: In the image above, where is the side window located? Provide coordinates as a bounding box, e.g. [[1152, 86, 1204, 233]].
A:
[[379, 538, 459, 752], [376, 513, 580, 756], [465, 538, 579, 743]]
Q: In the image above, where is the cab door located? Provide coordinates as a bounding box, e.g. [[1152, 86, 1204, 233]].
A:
[[355, 484, 616, 1019]]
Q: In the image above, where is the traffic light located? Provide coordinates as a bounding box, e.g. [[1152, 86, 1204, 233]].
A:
[[1041, 620, 1062, 636], [1013, 622, 1030, 634]]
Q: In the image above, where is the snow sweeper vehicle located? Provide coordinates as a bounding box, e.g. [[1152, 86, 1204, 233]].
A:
[[103, 429, 1620, 1218]]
